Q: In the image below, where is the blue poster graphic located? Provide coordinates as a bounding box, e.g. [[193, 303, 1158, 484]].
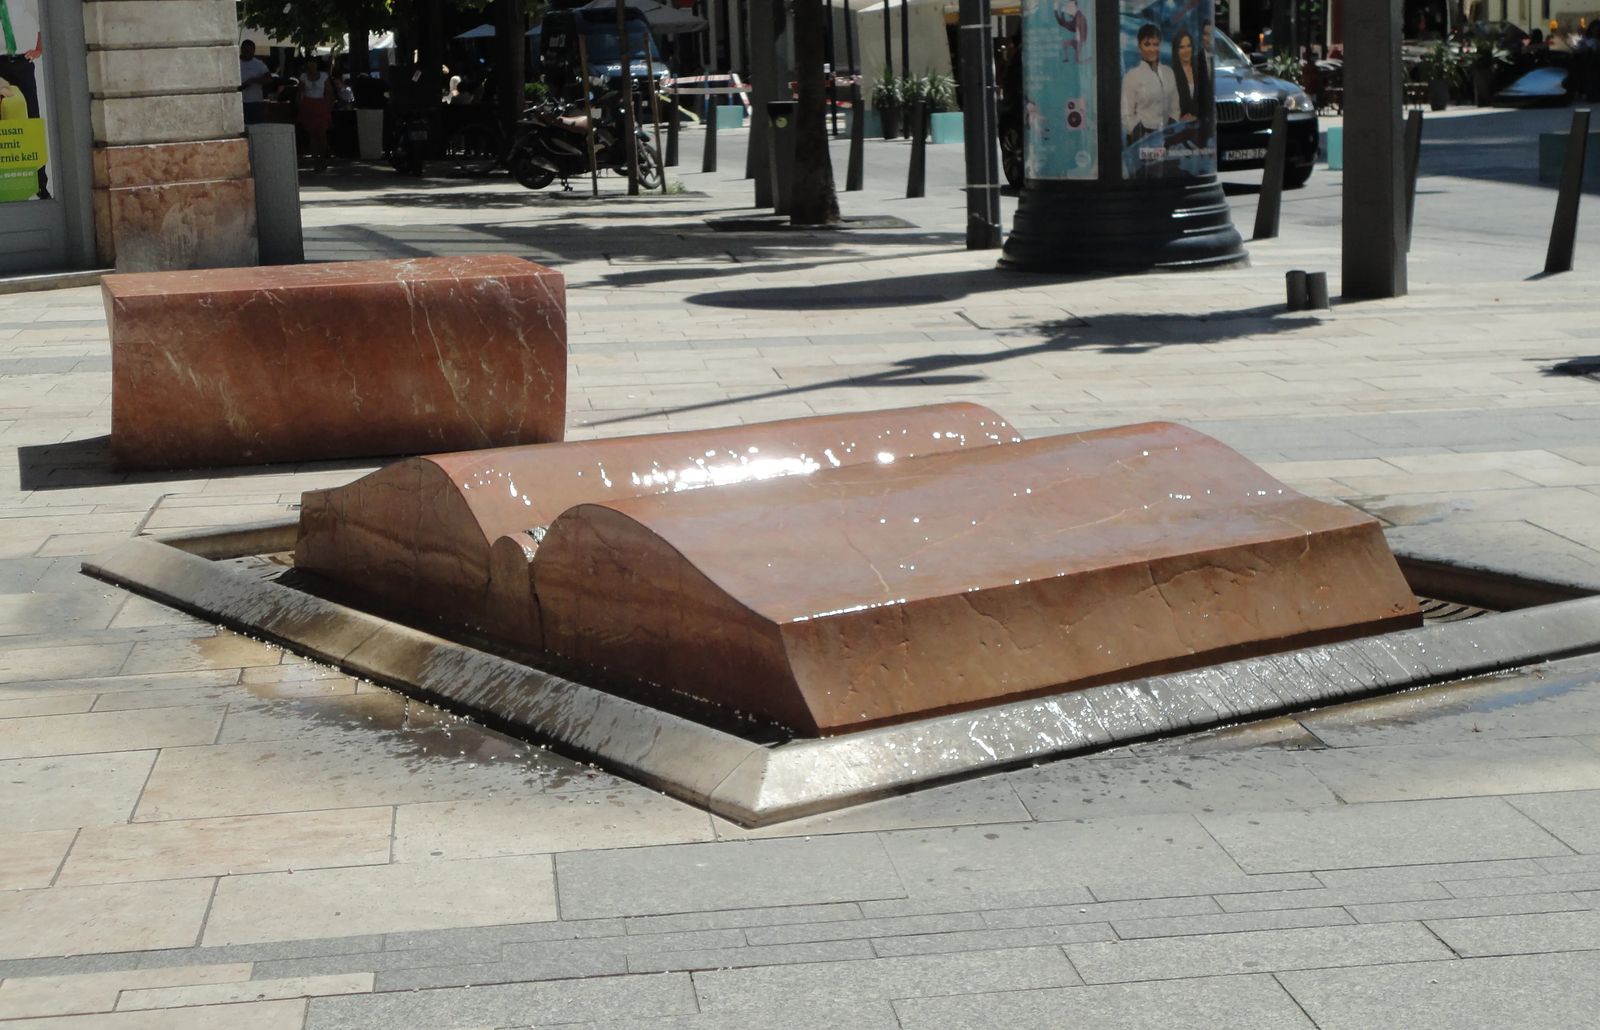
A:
[[1022, 0, 1097, 180], [1118, 0, 1216, 180]]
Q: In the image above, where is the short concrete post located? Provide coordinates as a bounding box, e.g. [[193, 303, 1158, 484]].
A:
[[1253, 107, 1290, 241], [906, 103, 927, 199], [1285, 269, 1308, 310], [246, 124, 303, 265], [1403, 109, 1423, 250], [702, 97, 719, 173]]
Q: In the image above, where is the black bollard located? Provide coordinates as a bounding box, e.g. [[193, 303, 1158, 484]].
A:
[[665, 87, 680, 167], [1403, 109, 1423, 250], [1306, 271, 1330, 309], [1545, 108, 1591, 275], [906, 102, 928, 199], [1285, 270, 1309, 310], [846, 84, 865, 191], [701, 95, 719, 174], [1252, 107, 1289, 240]]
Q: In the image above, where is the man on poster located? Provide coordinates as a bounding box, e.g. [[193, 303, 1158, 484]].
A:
[[0, 0, 47, 200]]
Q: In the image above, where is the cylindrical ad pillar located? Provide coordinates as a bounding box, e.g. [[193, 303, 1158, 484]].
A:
[[1000, 0, 1244, 272]]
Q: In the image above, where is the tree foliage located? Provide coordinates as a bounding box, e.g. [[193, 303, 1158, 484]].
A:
[[239, 0, 396, 52]]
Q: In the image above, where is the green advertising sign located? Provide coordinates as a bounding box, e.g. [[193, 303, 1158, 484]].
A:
[[0, 117, 46, 202]]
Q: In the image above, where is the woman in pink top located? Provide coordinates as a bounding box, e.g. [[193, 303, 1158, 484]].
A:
[[297, 57, 334, 172]]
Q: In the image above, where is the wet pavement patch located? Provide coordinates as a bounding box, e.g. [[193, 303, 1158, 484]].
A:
[[84, 520, 1600, 826]]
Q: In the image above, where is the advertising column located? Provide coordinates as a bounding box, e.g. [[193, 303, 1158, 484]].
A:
[[0, 0, 49, 203]]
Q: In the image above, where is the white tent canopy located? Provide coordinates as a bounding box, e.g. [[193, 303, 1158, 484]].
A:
[[855, 0, 954, 107]]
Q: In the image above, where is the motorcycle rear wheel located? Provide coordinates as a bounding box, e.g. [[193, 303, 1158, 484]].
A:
[[627, 141, 663, 191], [511, 152, 556, 190]]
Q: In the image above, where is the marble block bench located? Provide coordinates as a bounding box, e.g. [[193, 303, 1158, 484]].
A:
[[105, 255, 566, 469]]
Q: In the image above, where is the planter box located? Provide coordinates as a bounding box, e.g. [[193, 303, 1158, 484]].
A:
[[1539, 131, 1600, 183], [715, 105, 744, 130], [1325, 125, 1343, 171], [845, 108, 881, 138], [929, 111, 964, 144]]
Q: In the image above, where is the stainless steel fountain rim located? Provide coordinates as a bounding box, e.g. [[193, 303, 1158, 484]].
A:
[[82, 518, 1600, 827]]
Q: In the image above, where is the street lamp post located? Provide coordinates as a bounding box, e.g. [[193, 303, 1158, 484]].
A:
[[999, 0, 1245, 273]]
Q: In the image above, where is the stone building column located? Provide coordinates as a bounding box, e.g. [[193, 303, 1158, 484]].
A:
[[82, 0, 257, 271]]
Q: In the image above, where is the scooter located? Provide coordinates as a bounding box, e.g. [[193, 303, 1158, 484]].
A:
[[508, 93, 662, 191]]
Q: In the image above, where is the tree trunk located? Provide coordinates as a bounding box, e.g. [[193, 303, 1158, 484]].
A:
[[496, 0, 527, 138], [790, 0, 840, 225], [347, 0, 370, 78]]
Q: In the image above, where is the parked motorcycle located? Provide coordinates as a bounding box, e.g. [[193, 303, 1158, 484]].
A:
[[508, 93, 662, 191]]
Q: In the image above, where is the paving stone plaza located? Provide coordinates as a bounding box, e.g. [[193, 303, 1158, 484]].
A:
[[3, 110, 1600, 1027]]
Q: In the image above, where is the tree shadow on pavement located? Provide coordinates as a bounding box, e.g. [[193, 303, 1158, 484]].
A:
[[583, 301, 1318, 428]]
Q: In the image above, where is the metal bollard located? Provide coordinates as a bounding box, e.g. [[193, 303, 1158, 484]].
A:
[[1253, 107, 1288, 240], [846, 86, 865, 191], [906, 103, 928, 199], [1285, 269, 1309, 311], [665, 88, 680, 167], [1545, 108, 1591, 275], [701, 97, 719, 174], [1403, 109, 1423, 250], [1306, 271, 1330, 309]]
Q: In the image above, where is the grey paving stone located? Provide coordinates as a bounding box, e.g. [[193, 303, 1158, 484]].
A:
[[1213, 882, 1454, 913], [690, 946, 1081, 1011], [1348, 891, 1589, 923], [1199, 798, 1572, 873], [1507, 789, 1600, 852], [1007, 750, 1341, 821], [384, 919, 628, 952], [877, 814, 1245, 898], [493, 999, 903, 1030], [627, 937, 875, 973], [303, 972, 697, 1029], [1085, 871, 1322, 902], [622, 903, 860, 936], [1278, 952, 1600, 1030], [857, 885, 1095, 920], [981, 895, 1222, 929], [1111, 906, 1354, 939], [1296, 738, 1600, 803], [893, 973, 1316, 1030], [253, 944, 508, 980], [1064, 922, 1454, 984], [502, 929, 745, 961], [1312, 859, 1547, 889], [1426, 908, 1600, 956], [376, 950, 628, 991], [742, 912, 984, 947], [870, 921, 1116, 957], [1437, 871, 1600, 898], [555, 834, 905, 919], [0, 934, 388, 980]]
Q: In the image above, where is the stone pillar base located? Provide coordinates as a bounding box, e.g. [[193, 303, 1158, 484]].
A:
[[92, 139, 258, 272], [1000, 178, 1248, 274]]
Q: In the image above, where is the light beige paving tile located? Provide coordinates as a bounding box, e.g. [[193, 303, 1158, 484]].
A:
[[0, 964, 251, 1020], [0, 829, 76, 890], [394, 788, 712, 861], [0, 706, 224, 760], [0, 694, 96, 718], [1298, 737, 1600, 804], [118, 972, 372, 1010], [134, 731, 613, 821], [0, 999, 306, 1028], [239, 662, 358, 686], [0, 878, 215, 960], [0, 593, 127, 637], [0, 641, 132, 685], [1383, 450, 1582, 474], [106, 594, 210, 630], [58, 807, 394, 886], [92, 677, 358, 712], [118, 634, 286, 676], [715, 777, 1031, 841], [36, 531, 139, 557], [0, 669, 242, 701], [202, 854, 557, 946], [216, 692, 448, 744], [0, 750, 157, 831]]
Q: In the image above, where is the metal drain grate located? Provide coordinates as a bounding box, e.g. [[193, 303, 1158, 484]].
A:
[[1416, 595, 1494, 623]]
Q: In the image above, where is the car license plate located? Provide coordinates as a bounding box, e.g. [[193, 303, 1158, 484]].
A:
[[1225, 147, 1267, 161], [408, 129, 428, 141]]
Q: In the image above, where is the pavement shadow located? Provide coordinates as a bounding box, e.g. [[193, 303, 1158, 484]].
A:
[[16, 435, 380, 492], [688, 266, 1115, 310], [584, 301, 1316, 428]]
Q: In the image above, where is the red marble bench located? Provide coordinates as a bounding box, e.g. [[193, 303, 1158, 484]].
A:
[[533, 422, 1421, 734], [105, 255, 566, 469], [294, 403, 1022, 645]]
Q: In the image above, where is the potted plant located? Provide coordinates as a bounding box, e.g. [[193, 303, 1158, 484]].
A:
[[1469, 36, 1511, 106], [1417, 40, 1467, 110], [921, 73, 964, 143], [871, 76, 903, 138]]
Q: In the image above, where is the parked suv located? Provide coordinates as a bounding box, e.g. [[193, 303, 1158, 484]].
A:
[[999, 33, 1318, 188]]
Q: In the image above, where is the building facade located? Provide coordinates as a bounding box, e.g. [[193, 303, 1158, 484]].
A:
[[0, 0, 256, 276]]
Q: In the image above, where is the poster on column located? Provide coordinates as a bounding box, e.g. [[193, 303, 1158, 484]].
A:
[[1118, 0, 1216, 180], [0, 0, 50, 203], [1022, 0, 1097, 180]]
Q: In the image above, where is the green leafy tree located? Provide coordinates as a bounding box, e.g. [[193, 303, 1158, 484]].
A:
[[789, 0, 839, 225]]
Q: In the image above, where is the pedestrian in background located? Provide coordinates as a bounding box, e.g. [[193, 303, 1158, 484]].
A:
[[297, 56, 334, 172]]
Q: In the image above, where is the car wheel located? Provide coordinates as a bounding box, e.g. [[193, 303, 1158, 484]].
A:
[[1284, 163, 1313, 189]]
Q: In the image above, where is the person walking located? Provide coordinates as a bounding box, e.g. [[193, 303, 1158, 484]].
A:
[[297, 56, 334, 172], [0, 0, 47, 199]]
